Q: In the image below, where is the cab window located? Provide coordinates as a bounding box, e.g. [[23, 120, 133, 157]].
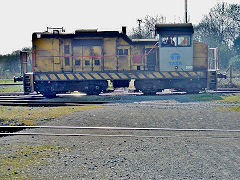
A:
[[161, 36, 177, 47], [178, 35, 191, 46], [161, 35, 191, 47]]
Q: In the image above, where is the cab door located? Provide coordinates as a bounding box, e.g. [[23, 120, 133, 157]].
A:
[[53, 39, 61, 72], [82, 46, 102, 72], [145, 48, 156, 71], [73, 46, 83, 72], [82, 46, 92, 71], [72, 39, 103, 72], [92, 46, 102, 71], [62, 41, 73, 72]]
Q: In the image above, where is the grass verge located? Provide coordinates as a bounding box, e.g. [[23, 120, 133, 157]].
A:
[[190, 93, 240, 113], [218, 106, 240, 113], [0, 79, 23, 93], [0, 105, 101, 126], [190, 93, 240, 102], [0, 144, 67, 179], [0, 79, 14, 84]]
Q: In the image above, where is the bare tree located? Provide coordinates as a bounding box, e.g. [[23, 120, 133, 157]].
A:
[[194, 3, 240, 47], [194, 2, 240, 69], [130, 15, 166, 39]]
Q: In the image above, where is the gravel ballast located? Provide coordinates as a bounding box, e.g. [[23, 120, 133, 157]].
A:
[[0, 94, 240, 179]]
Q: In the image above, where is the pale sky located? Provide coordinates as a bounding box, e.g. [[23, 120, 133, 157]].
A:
[[0, 0, 239, 54]]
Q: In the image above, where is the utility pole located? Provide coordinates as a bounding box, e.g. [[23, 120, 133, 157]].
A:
[[137, 19, 142, 38], [185, 0, 188, 23]]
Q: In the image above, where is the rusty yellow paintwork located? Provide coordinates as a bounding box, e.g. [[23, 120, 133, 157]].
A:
[[118, 38, 131, 71], [193, 41, 208, 70], [61, 39, 72, 72], [33, 38, 54, 72], [32, 32, 208, 81], [33, 34, 159, 73], [104, 38, 117, 70]]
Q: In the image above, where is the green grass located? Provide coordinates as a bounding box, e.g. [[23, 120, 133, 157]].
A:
[[0, 79, 23, 92], [219, 106, 240, 112], [0, 79, 23, 93], [220, 93, 240, 102], [0, 144, 66, 179], [191, 93, 240, 113], [0, 85, 23, 93], [190, 93, 240, 103], [0, 79, 14, 83], [190, 93, 224, 101], [0, 105, 102, 126]]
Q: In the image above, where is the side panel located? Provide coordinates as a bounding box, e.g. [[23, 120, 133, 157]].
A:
[[72, 45, 102, 72], [117, 38, 131, 71], [159, 46, 193, 71], [33, 38, 55, 72], [53, 39, 61, 72], [61, 39, 73, 72], [131, 45, 144, 70], [145, 47, 157, 71], [71, 39, 103, 72], [193, 41, 208, 71], [91, 46, 102, 71], [82, 46, 92, 71], [73, 46, 83, 72], [104, 38, 117, 70]]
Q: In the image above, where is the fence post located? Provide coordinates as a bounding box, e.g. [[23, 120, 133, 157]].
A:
[[229, 65, 233, 86]]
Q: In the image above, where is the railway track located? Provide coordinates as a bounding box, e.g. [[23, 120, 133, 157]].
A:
[[0, 94, 110, 106], [0, 126, 239, 139], [0, 89, 239, 106], [0, 100, 109, 106], [0, 83, 23, 86]]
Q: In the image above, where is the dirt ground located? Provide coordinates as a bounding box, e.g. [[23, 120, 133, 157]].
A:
[[0, 94, 240, 179]]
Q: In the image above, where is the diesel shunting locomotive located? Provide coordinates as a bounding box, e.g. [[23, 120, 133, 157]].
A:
[[20, 23, 217, 97]]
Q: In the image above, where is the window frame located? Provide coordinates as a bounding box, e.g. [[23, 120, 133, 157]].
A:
[[75, 59, 80, 66], [85, 60, 90, 66], [94, 59, 100, 66], [118, 49, 123, 55], [160, 34, 191, 48], [124, 49, 128, 55], [64, 45, 70, 54], [65, 57, 70, 66], [177, 35, 191, 47]]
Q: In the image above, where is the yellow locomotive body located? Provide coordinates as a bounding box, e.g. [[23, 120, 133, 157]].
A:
[[24, 24, 216, 96]]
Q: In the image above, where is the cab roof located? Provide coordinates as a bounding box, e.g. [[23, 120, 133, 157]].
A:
[[155, 23, 194, 34]]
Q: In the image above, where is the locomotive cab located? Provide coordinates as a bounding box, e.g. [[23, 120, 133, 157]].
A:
[[155, 23, 194, 72]]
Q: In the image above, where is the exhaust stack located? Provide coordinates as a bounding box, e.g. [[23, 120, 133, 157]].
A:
[[122, 26, 126, 35]]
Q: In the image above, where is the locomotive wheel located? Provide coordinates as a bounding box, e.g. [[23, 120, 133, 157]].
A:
[[85, 90, 101, 95], [84, 85, 102, 95], [142, 90, 157, 95], [185, 90, 200, 94], [41, 91, 57, 98]]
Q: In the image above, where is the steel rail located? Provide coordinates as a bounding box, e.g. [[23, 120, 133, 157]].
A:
[[0, 83, 23, 86], [0, 132, 239, 139], [1, 126, 240, 132], [0, 100, 109, 107], [0, 100, 107, 104]]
